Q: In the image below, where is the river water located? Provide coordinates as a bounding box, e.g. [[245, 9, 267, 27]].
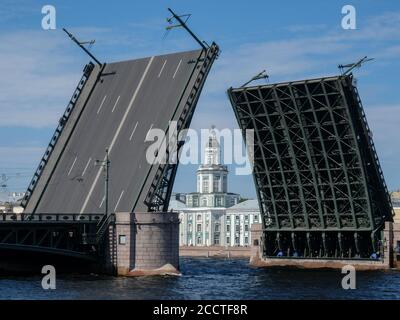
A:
[[0, 257, 399, 300]]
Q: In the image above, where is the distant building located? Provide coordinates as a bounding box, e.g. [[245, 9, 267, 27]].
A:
[[169, 128, 261, 247], [392, 191, 400, 224], [0, 192, 25, 214], [185, 129, 240, 208], [226, 200, 261, 246]]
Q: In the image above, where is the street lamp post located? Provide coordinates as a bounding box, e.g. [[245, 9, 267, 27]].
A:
[[95, 148, 110, 217]]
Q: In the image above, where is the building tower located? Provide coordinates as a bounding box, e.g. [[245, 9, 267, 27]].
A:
[[186, 127, 239, 208]]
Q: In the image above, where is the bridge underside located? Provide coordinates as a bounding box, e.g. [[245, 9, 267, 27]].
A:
[[228, 74, 393, 260], [0, 213, 102, 259]]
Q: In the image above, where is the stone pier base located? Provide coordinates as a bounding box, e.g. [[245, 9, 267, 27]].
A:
[[105, 212, 180, 276], [249, 222, 399, 271], [250, 255, 391, 270]]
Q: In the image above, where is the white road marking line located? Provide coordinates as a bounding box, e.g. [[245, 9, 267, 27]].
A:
[[129, 122, 138, 141], [158, 59, 167, 78], [97, 95, 107, 114], [111, 95, 120, 113], [82, 157, 92, 176], [144, 123, 154, 142], [172, 59, 182, 79], [80, 57, 155, 214], [114, 190, 124, 212], [68, 157, 77, 176], [99, 196, 105, 208]]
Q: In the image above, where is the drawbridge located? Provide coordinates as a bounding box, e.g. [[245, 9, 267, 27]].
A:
[[0, 10, 220, 260], [228, 74, 393, 260]]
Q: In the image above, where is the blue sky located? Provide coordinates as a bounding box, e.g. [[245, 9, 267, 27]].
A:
[[0, 0, 399, 199]]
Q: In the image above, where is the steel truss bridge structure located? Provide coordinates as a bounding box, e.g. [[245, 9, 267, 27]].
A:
[[228, 74, 393, 260], [0, 44, 219, 259]]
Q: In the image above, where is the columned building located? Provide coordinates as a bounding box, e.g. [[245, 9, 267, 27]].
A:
[[170, 128, 261, 247], [225, 200, 261, 247]]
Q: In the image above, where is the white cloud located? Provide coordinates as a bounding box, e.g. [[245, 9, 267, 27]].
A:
[[364, 104, 400, 158], [0, 0, 36, 22], [0, 146, 44, 167], [0, 30, 86, 128]]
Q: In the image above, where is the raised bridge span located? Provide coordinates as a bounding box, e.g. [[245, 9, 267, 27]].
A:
[[0, 44, 219, 269], [228, 74, 394, 261], [23, 45, 219, 214]]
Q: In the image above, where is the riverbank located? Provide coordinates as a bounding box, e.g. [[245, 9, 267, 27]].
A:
[[179, 245, 251, 258]]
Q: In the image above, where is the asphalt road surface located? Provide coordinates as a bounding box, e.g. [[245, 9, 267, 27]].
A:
[[29, 49, 204, 214]]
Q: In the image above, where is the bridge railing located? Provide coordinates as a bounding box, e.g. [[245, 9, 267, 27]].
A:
[[0, 213, 103, 223], [21, 62, 96, 208]]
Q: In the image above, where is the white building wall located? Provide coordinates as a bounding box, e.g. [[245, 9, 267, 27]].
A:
[[178, 206, 261, 247], [224, 210, 261, 247]]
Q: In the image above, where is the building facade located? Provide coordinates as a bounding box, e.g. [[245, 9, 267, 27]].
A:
[[392, 192, 400, 224], [225, 200, 261, 247], [174, 200, 261, 247], [170, 128, 261, 247], [185, 129, 240, 208]]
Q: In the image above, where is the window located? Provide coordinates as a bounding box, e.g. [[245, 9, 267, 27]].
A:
[[215, 224, 220, 232], [226, 237, 230, 245], [202, 198, 208, 207], [235, 237, 240, 245], [213, 235, 220, 245], [245, 215, 249, 221], [213, 175, 220, 192], [245, 237, 249, 245], [216, 196, 223, 207], [193, 196, 199, 207], [254, 215, 259, 222], [197, 214, 202, 221], [197, 224, 202, 232], [188, 223, 192, 232], [203, 176, 209, 193], [197, 236, 202, 245], [235, 225, 240, 232], [119, 235, 126, 245], [226, 225, 230, 232], [244, 225, 249, 232]]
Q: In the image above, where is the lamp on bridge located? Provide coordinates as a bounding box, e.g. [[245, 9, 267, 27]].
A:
[[95, 149, 110, 217]]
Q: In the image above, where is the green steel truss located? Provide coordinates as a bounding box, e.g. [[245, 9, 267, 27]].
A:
[[228, 74, 393, 259]]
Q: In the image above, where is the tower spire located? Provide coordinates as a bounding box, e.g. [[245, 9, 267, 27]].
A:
[[204, 126, 220, 165]]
